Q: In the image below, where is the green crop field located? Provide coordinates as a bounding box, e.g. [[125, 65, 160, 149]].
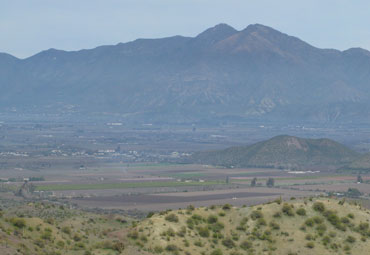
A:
[[35, 180, 225, 191]]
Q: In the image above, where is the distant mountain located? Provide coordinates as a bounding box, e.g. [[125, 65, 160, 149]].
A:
[[189, 135, 360, 170], [2, 24, 370, 124]]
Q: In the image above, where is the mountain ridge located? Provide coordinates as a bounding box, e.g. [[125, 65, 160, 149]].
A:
[[4, 23, 369, 59], [1, 24, 370, 124]]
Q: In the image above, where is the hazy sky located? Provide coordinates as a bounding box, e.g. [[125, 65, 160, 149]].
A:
[[2, 0, 370, 58]]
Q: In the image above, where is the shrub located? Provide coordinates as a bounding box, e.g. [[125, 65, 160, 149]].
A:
[[209, 222, 224, 233], [128, 230, 139, 239], [330, 243, 339, 250], [140, 235, 148, 242], [347, 213, 354, 219], [222, 204, 232, 210], [240, 240, 253, 250], [165, 227, 175, 237], [296, 208, 306, 216], [269, 221, 280, 230], [33, 239, 44, 248], [256, 218, 266, 227], [73, 233, 82, 242], [346, 235, 356, 243], [197, 226, 210, 237], [207, 215, 218, 224], [61, 226, 71, 235], [218, 212, 226, 217], [231, 231, 239, 241], [322, 236, 331, 245], [273, 212, 281, 218], [194, 240, 203, 247], [306, 242, 315, 249], [165, 214, 179, 223], [191, 214, 203, 222], [323, 210, 346, 231], [236, 225, 246, 231], [250, 210, 263, 220], [305, 218, 315, 227], [10, 218, 26, 228], [177, 226, 186, 237], [305, 234, 314, 240], [358, 222, 369, 233], [282, 203, 295, 216], [46, 218, 54, 225], [210, 249, 223, 255], [147, 211, 155, 218], [341, 217, 350, 224], [165, 244, 178, 252], [329, 231, 336, 237], [312, 202, 325, 212], [187, 205, 195, 211], [316, 224, 327, 236], [312, 216, 323, 224], [222, 238, 235, 248], [274, 197, 282, 204], [56, 240, 65, 248], [154, 245, 164, 253], [186, 218, 194, 229], [41, 230, 52, 240], [240, 217, 248, 225], [112, 240, 125, 253]]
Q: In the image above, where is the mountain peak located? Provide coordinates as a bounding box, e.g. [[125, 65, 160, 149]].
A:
[[244, 23, 273, 31], [197, 23, 237, 35], [195, 23, 238, 42]]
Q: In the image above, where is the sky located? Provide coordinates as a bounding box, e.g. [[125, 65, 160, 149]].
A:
[[1, 0, 370, 58]]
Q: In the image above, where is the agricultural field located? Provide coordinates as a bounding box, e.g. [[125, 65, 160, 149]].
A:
[[2, 159, 369, 213]]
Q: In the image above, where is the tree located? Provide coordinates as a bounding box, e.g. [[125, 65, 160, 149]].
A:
[[357, 175, 363, 183], [346, 188, 362, 198], [266, 178, 275, 187], [251, 177, 257, 187]]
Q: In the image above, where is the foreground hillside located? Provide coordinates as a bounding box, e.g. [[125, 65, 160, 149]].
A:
[[1, 24, 370, 124], [1, 198, 370, 255], [0, 201, 128, 255], [190, 135, 359, 170], [129, 198, 370, 255]]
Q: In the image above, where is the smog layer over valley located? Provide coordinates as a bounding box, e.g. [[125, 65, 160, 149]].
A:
[[1, 1, 370, 255]]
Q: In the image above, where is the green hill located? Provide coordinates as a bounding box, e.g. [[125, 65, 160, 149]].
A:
[[344, 153, 370, 172], [127, 198, 370, 255], [190, 135, 359, 170]]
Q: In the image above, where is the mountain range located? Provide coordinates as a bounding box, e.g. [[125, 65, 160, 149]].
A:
[[1, 24, 370, 124], [189, 135, 361, 170]]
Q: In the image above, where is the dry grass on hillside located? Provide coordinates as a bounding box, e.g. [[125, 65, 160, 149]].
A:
[[125, 198, 370, 255]]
